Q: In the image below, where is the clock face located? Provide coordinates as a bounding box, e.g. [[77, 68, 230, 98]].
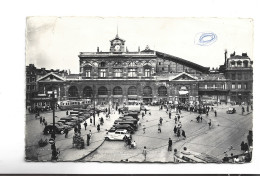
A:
[[115, 45, 120, 51]]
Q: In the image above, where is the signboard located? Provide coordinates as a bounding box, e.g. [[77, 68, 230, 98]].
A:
[[49, 138, 55, 145]]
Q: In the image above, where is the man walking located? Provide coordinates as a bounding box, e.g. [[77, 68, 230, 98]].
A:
[[168, 138, 172, 151], [214, 110, 217, 117], [84, 121, 87, 130], [143, 146, 147, 161], [97, 124, 100, 132], [182, 130, 186, 140], [159, 117, 163, 125], [158, 124, 161, 133]]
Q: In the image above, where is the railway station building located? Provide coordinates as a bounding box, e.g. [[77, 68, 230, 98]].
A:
[[34, 34, 253, 106]]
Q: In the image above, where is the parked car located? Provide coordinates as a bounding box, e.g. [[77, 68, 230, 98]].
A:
[[227, 107, 236, 114], [51, 122, 72, 131], [113, 124, 135, 134], [114, 120, 137, 130], [105, 129, 130, 141], [43, 124, 65, 134]]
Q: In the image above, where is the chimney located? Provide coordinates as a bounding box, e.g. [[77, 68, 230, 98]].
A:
[[138, 46, 140, 52], [224, 49, 227, 68], [97, 47, 99, 52]]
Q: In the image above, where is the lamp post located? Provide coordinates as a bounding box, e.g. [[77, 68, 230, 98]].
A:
[[48, 89, 57, 161]]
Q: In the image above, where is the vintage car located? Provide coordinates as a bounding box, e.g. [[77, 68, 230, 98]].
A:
[[226, 107, 236, 114], [43, 124, 65, 135], [105, 129, 130, 141]]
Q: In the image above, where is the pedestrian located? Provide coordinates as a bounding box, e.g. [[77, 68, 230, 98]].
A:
[[240, 141, 245, 151], [200, 115, 202, 122], [44, 121, 47, 126], [42, 117, 45, 125], [74, 126, 78, 134], [196, 115, 200, 123], [143, 125, 146, 134], [251, 104, 253, 110], [244, 143, 249, 152], [143, 146, 147, 161], [177, 129, 180, 140], [159, 117, 163, 125], [211, 107, 214, 111], [97, 124, 100, 132], [208, 119, 212, 129], [40, 116, 43, 124], [90, 118, 92, 126], [89, 130, 92, 137], [173, 149, 179, 163], [84, 121, 87, 130], [168, 138, 172, 151], [177, 114, 180, 121], [174, 116, 177, 124], [86, 133, 90, 146], [149, 111, 151, 116], [169, 112, 172, 119], [173, 126, 177, 136], [158, 124, 161, 133], [182, 130, 186, 139], [66, 111, 68, 115], [206, 111, 209, 116], [214, 110, 217, 117], [142, 112, 145, 119], [64, 128, 68, 138], [145, 108, 147, 114], [247, 106, 249, 112]]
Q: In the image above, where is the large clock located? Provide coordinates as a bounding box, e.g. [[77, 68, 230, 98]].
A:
[[115, 45, 120, 51]]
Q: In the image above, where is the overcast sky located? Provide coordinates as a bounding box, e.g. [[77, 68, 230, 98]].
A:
[[26, 17, 253, 73]]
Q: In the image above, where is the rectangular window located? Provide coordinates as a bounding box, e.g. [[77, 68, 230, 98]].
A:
[[238, 73, 242, 80], [231, 74, 236, 80], [27, 78, 30, 83], [158, 62, 161, 65], [244, 74, 248, 80], [232, 83, 236, 89], [31, 77, 35, 82], [86, 70, 91, 77], [99, 69, 107, 77], [238, 84, 242, 89], [128, 68, 137, 77], [27, 85, 30, 91], [114, 69, 122, 77], [205, 84, 207, 89], [244, 83, 247, 89], [144, 69, 151, 77]]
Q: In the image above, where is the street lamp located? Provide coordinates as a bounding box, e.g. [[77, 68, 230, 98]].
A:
[[48, 90, 58, 161]]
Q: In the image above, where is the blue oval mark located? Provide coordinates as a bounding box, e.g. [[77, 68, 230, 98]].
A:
[[195, 32, 217, 46]]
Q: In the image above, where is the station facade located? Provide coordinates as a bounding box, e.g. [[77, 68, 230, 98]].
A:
[[35, 34, 253, 105]]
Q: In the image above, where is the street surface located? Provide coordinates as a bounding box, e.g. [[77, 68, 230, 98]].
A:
[[83, 105, 252, 162], [25, 104, 252, 162]]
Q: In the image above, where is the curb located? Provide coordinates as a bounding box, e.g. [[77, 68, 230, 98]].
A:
[[74, 139, 106, 161]]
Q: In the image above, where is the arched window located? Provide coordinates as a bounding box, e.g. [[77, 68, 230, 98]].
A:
[[143, 65, 151, 77], [83, 86, 93, 97], [128, 86, 137, 95], [68, 86, 79, 97], [237, 60, 242, 67], [158, 86, 167, 96], [143, 86, 152, 96], [84, 65, 92, 77], [113, 86, 123, 95], [243, 60, 248, 67], [98, 86, 108, 95]]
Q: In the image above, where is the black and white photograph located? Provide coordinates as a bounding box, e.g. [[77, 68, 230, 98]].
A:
[[24, 17, 254, 163]]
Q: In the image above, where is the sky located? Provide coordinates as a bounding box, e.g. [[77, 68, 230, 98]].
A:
[[26, 17, 253, 73]]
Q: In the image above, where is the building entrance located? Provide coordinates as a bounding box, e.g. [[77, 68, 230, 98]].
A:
[[143, 98, 152, 104], [179, 97, 188, 104]]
